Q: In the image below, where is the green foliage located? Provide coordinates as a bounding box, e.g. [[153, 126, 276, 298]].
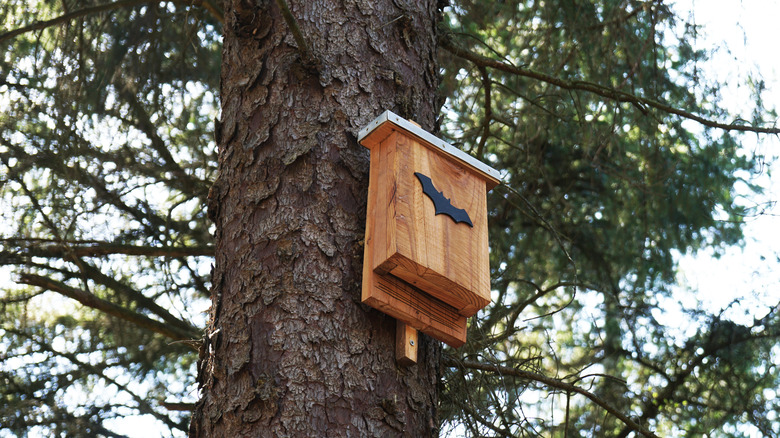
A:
[[1, 0, 220, 435], [438, 0, 779, 436]]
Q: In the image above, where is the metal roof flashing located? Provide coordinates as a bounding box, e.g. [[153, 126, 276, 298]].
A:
[[358, 110, 501, 187]]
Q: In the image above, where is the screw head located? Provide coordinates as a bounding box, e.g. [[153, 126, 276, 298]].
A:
[[410, 340, 415, 346]]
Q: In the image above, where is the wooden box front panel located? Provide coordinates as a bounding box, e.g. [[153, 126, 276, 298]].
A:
[[369, 131, 491, 317], [362, 129, 468, 347]]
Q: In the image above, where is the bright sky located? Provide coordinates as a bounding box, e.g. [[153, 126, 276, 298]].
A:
[[671, 0, 780, 327]]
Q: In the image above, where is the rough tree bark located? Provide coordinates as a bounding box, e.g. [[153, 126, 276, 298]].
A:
[[190, 1, 442, 436]]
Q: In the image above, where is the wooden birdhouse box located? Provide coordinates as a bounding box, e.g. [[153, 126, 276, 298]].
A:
[[359, 111, 500, 349]]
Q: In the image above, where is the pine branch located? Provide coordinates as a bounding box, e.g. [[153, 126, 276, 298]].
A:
[[1, 138, 195, 241], [439, 34, 780, 135], [476, 65, 491, 159], [78, 263, 203, 334], [3, 239, 214, 258], [5, 326, 185, 432], [615, 320, 780, 438], [0, 0, 222, 45], [443, 358, 660, 438], [274, 0, 318, 67], [200, 0, 224, 23], [18, 260, 201, 336], [455, 402, 513, 437], [0, 290, 45, 304], [160, 401, 196, 411], [117, 87, 211, 199], [17, 273, 201, 344]]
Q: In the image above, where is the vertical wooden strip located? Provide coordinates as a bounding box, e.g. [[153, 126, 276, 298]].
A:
[[396, 321, 418, 366]]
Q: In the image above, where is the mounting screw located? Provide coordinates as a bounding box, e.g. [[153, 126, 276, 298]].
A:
[[410, 340, 415, 346]]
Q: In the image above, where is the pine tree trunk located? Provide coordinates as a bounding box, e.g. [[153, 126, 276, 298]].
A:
[[190, 1, 442, 436]]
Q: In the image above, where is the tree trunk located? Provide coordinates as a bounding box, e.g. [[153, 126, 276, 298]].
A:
[[190, 1, 442, 436]]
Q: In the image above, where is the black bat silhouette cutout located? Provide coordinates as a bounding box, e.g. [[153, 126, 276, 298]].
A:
[[414, 172, 474, 227]]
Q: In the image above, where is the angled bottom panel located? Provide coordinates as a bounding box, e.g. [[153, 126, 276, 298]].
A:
[[362, 271, 467, 348]]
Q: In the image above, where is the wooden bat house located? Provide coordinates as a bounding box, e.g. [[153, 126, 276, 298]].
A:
[[358, 111, 500, 360]]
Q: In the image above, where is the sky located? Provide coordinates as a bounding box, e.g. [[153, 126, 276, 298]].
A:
[[670, 0, 780, 327]]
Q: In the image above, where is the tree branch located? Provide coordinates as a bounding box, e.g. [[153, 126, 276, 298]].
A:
[[77, 262, 202, 334], [0, 290, 45, 304], [0, 137, 194, 242], [455, 401, 513, 437], [1, 0, 147, 44], [3, 239, 213, 258], [476, 65, 491, 159], [2, 241, 210, 332], [17, 273, 200, 345], [5, 326, 185, 432], [439, 34, 780, 135], [274, 0, 318, 67], [443, 358, 660, 438], [116, 86, 211, 200], [199, 0, 224, 23], [615, 320, 780, 438], [0, 0, 222, 45], [160, 401, 196, 411]]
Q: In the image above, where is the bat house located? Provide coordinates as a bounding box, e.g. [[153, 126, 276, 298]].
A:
[[359, 111, 500, 348]]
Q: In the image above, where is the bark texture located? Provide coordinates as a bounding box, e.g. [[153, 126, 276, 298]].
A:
[[191, 0, 442, 436]]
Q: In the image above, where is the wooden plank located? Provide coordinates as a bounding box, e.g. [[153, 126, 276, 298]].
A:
[[370, 131, 392, 271], [376, 252, 487, 316], [395, 322, 418, 366]]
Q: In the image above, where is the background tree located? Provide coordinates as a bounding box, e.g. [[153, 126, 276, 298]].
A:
[[1, 0, 778, 437]]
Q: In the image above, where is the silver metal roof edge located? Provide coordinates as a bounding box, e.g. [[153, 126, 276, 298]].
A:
[[358, 110, 502, 183]]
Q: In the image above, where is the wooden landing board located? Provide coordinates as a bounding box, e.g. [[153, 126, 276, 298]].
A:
[[363, 268, 467, 348]]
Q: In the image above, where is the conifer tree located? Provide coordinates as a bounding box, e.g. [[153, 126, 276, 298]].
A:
[[1, 1, 778, 436]]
